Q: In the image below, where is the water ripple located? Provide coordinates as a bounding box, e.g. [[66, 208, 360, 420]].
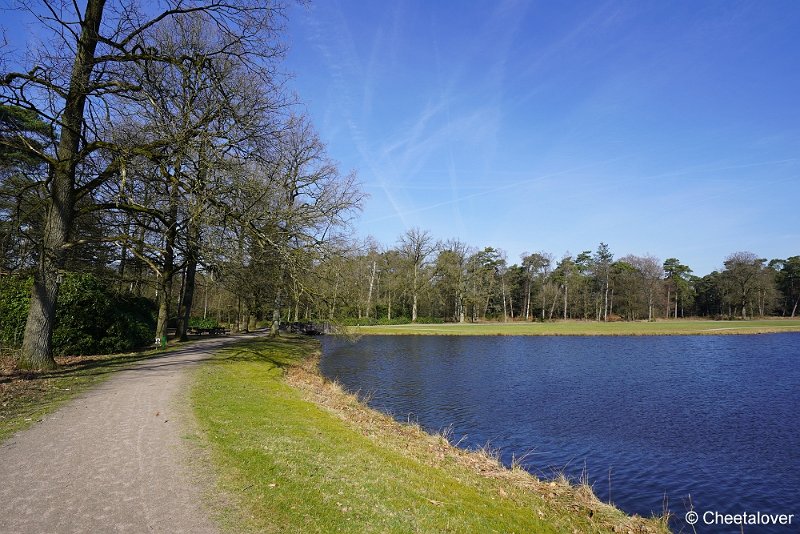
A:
[[321, 334, 800, 532]]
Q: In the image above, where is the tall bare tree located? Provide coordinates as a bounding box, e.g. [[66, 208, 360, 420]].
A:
[[436, 239, 471, 323], [722, 251, 765, 319], [1, 0, 287, 369], [620, 254, 663, 321], [593, 243, 613, 321], [398, 228, 437, 322]]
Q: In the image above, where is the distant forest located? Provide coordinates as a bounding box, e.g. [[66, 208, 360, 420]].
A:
[[310, 231, 799, 325], [1, 2, 798, 370]]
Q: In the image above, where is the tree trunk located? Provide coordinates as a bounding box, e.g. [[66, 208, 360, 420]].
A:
[[365, 260, 376, 319], [293, 281, 300, 322], [132, 221, 147, 296], [155, 172, 179, 340], [270, 309, 280, 335], [270, 291, 281, 336], [18, 0, 106, 370], [175, 263, 186, 330], [524, 277, 531, 320], [118, 215, 131, 291], [541, 287, 546, 321], [329, 274, 338, 320], [177, 222, 199, 341], [177, 140, 209, 340], [20, 266, 60, 370], [155, 272, 173, 342], [501, 277, 508, 322], [411, 263, 419, 322], [609, 287, 614, 316], [240, 301, 250, 333], [203, 276, 209, 320]]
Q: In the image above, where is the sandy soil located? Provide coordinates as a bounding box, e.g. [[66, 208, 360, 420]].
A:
[[0, 334, 252, 533]]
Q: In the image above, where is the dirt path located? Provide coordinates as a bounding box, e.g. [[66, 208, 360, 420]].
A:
[[0, 334, 253, 533]]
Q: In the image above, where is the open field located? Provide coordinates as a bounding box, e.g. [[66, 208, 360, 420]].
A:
[[348, 318, 800, 336], [190, 336, 668, 533]]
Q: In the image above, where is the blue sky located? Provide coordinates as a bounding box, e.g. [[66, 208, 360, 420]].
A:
[[284, 0, 799, 275], [2, 1, 798, 275]]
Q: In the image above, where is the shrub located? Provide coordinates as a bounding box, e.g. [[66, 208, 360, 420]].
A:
[[189, 316, 220, 329], [0, 273, 156, 355], [413, 316, 444, 324], [52, 273, 156, 355], [0, 275, 32, 349], [336, 316, 405, 326]]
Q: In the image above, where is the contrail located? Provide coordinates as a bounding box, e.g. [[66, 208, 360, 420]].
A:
[[364, 157, 626, 223], [363, 156, 796, 224]]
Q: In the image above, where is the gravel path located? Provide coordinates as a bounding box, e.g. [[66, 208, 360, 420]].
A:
[[0, 334, 252, 534]]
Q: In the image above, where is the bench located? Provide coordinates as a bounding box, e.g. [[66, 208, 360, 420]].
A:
[[187, 327, 229, 336]]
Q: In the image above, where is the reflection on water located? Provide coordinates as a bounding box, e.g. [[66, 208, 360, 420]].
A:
[[320, 334, 800, 531]]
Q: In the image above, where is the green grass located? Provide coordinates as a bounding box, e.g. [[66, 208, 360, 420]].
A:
[[0, 345, 176, 442], [191, 336, 668, 533], [348, 318, 800, 336]]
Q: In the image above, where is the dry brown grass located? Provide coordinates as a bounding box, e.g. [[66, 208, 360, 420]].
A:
[[285, 352, 671, 534]]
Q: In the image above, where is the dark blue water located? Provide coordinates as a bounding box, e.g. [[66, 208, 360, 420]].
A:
[[320, 334, 800, 533]]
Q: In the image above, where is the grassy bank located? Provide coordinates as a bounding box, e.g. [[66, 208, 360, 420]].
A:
[[0, 346, 176, 442], [191, 336, 669, 533], [348, 318, 800, 336]]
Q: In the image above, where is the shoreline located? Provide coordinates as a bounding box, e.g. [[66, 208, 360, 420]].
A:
[[345, 318, 800, 337], [191, 336, 671, 533]]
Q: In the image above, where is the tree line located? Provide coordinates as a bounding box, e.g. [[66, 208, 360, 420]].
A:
[[299, 229, 800, 325], [1, 1, 361, 370]]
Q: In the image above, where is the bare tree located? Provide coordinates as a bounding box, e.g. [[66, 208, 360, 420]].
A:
[[623, 254, 663, 321], [1, 0, 287, 368], [398, 228, 437, 322], [205, 115, 361, 335], [722, 251, 765, 319], [436, 239, 471, 323], [593, 243, 613, 321], [520, 252, 549, 320]]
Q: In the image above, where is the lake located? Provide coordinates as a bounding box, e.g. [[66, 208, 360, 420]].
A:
[[320, 334, 800, 532]]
